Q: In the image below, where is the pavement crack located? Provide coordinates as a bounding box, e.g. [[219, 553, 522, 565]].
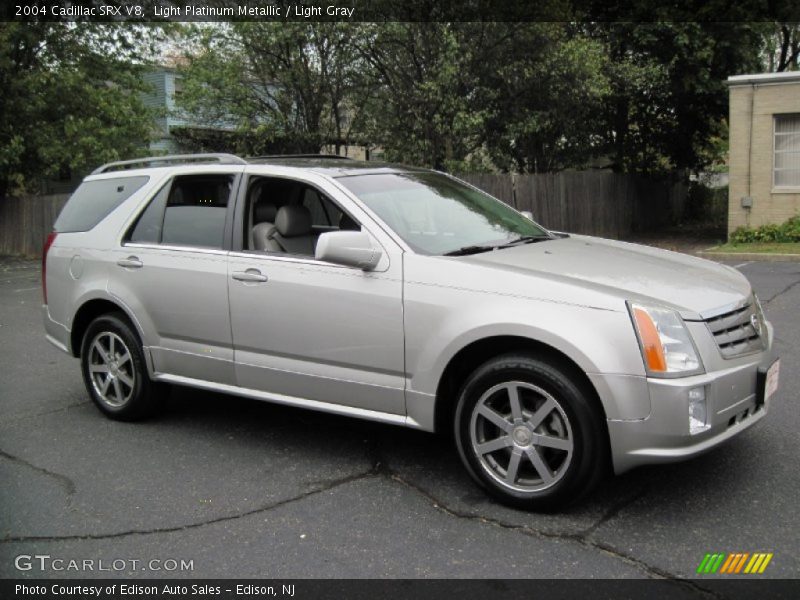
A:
[[0, 401, 91, 426], [388, 471, 584, 543], [0, 448, 76, 502], [387, 472, 723, 598], [579, 483, 651, 538], [0, 468, 376, 544], [764, 277, 800, 305]]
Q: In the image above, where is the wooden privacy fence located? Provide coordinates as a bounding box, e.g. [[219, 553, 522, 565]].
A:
[[0, 172, 687, 257], [0, 194, 69, 257], [457, 171, 688, 240]]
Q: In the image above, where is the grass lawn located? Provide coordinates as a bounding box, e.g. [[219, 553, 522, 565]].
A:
[[707, 242, 800, 254]]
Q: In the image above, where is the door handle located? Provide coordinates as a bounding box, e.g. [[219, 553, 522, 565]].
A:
[[117, 256, 143, 269], [232, 269, 268, 283]]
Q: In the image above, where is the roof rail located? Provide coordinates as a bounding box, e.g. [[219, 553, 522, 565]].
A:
[[91, 153, 248, 174], [252, 154, 353, 160]]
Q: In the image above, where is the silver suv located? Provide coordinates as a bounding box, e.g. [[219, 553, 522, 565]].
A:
[[42, 153, 779, 511]]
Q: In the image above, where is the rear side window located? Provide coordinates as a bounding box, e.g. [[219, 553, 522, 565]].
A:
[[126, 174, 234, 249], [127, 184, 169, 244], [54, 176, 149, 233]]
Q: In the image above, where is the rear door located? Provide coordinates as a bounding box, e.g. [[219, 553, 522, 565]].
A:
[[108, 168, 242, 384]]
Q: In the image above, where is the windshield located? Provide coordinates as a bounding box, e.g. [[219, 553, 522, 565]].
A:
[[338, 172, 550, 255]]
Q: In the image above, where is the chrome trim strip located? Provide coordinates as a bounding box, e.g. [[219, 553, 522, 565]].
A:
[[228, 251, 349, 268], [122, 242, 229, 256], [699, 295, 751, 320], [153, 373, 421, 429], [227, 250, 395, 274]]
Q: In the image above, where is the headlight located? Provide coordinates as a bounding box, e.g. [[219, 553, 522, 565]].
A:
[[627, 302, 703, 376]]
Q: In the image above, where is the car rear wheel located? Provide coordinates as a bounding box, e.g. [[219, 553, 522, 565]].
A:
[[80, 313, 163, 421], [454, 354, 608, 511]]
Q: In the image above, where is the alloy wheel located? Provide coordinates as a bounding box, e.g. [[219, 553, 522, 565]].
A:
[[87, 331, 135, 408], [469, 381, 574, 493]]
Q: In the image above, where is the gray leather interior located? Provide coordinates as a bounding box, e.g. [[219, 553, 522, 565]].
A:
[[258, 205, 316, 255], [276, 204, 312, 237], [251, 201, 278, 251]]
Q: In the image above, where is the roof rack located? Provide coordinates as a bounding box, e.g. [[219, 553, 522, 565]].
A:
[[252, 154, 353, 160], [91, 153, 248, 175]]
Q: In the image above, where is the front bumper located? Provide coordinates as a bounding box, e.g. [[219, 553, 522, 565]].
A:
[[607, 347, 776, 475]]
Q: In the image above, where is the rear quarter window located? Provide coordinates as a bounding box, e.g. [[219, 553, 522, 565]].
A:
[[54, 176, 149, 233]]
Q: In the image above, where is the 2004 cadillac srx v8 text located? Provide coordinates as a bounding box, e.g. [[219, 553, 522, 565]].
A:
[[42, 154, 780, 511]]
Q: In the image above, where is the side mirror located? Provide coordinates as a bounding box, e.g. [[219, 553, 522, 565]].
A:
[[315, 231, 382, 271], [520, 210, 534, 220]]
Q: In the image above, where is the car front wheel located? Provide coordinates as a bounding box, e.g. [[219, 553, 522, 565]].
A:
[[454, 354, 608, 511]]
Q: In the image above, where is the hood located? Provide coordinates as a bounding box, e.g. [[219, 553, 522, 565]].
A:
[[460, 235, 751, 319]]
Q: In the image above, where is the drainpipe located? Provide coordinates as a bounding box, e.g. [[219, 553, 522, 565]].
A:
[[745, 83, 755, 227]]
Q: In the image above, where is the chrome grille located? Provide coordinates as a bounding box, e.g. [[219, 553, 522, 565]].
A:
[[704, 299, 765, 359]]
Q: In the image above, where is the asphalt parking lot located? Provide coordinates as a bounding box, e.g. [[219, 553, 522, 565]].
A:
[[0, 257, 798, 585]]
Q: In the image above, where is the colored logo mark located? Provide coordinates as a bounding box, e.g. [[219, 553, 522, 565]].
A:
[[696, 552, 773, 574]]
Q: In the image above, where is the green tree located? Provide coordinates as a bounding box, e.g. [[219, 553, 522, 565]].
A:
[[354, 23, 495, 170], [762, 23, 800, 72], [177, 23, 368, 155], [585, 6, 766, 173], [0, 23, 159, 197], [482, 25, 610, 173]]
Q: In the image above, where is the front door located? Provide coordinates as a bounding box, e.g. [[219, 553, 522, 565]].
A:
[[227, 176, 405, 416]]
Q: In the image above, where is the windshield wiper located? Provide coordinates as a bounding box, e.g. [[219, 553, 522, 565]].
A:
[[443, 244, 497, 256], [498, 235, 553, 247], [443, 235, 553, 256]]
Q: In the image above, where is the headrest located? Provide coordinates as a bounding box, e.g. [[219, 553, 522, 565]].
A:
[[254, 202, 277, 224], [275, 204, 312, 237], [339, 213, 360, 231]]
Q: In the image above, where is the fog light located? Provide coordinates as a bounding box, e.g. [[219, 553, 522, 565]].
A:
[[689, 387, 710, 435]]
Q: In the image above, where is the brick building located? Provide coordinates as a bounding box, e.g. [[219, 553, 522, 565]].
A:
[[727, 72, 800, 236]]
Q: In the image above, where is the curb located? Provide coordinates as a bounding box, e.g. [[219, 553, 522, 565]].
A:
[[697, 250, 800, 262]]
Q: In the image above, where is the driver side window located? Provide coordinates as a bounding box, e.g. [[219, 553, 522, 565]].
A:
[[246, 177, 360, 256]]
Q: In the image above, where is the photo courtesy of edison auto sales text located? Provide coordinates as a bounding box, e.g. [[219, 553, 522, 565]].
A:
[[14, 584, 296, 596]]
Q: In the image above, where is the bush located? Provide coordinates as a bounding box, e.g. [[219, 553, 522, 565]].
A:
[[731, 215, 800, 243]]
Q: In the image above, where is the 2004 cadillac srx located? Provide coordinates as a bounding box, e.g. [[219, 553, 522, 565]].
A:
[[42, 154, 780, 510]]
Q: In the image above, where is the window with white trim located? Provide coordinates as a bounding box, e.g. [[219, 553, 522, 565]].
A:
[[775, 114, 800, 187]]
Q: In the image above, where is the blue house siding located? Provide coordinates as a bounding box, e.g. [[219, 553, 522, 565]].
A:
[[142, 67, 234, 153]]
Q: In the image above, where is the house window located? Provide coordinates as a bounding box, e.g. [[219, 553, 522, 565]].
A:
[[775, 114, 800, 187]]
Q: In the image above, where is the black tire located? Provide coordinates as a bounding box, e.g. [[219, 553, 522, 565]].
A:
[[80, 312, 163, 421], [454, 354, 608, 511]]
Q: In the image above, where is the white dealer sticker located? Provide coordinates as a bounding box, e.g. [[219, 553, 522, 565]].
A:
[[765, 359, 780, 404]]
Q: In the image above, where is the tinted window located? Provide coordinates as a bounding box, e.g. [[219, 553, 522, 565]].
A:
[[301, 187, 343, 227], [301, 188, 328, 225], [54, 176, 149, 233], [127, 184, 169, 243], [321, 194, 344, 227], [160, 176, 233, 248]]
